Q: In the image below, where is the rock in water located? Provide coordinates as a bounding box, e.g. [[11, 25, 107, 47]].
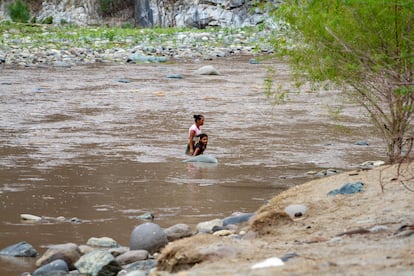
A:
[[0, 241, 38, 257], [193, 65, 220, 75]]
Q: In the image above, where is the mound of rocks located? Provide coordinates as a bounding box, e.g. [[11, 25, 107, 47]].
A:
[[1, 212, 257, 275]]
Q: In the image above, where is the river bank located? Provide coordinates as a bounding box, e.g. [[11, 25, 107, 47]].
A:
[[1, 161, 412, 275], [155, 161, 414, 275]]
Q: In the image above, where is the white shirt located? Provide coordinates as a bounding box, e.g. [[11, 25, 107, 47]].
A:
[[189, 124, 202, 139]]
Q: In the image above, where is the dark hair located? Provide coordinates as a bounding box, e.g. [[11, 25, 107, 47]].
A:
[[199, 133, 208, 140], [193, 114, 204, 122]]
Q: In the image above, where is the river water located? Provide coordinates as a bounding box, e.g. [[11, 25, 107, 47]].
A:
[[0, 56, 384, 274]]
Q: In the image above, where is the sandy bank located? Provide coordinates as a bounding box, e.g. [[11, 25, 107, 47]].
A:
[[154, 162, 414, 275]]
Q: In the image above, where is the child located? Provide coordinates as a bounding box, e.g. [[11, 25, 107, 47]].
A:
[[193, 133, 208, 156]]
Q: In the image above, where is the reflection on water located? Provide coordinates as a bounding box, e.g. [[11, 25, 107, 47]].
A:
[[0, 56, 384, 274], [182, 162, 218, 184]]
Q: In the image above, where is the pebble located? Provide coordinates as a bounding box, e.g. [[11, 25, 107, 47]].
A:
[[197, 218, 223, 233], [20, 214, 42, 221], [135, 212, 155, 221], [251, 257, 284, 269], [369, 225, 389, 232], [327, 181, 365, 196], [212, 230, 234, 236], [86, 237, 119, 248], [223, 213, 254, 226]]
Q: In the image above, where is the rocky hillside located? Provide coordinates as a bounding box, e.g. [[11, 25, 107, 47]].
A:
[[0, 0, 281, 28]]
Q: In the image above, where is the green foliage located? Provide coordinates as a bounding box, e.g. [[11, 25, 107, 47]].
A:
[[276, 0, 413, 83], [99, 0, 114, 15], [8, 0, 30, 23], [327, 105, 344, 122], [272, 0, 414, 163], [264, 66, 290, 104], [103, 29, 116, 41], [121, 22, 133, 29], [42, 16, 53, 24], [97, 0, 134, 17]]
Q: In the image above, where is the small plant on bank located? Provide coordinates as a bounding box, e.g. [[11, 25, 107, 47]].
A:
[[8, 0, 30, 23], [42, 16, 53, 24], [121, 22, 133, 29], [326, 105, 353, 135], [327, 105, 344, 122], [103, 30, 116, 41], [98, 0, 114, 16], [264, 66, 289, 104]]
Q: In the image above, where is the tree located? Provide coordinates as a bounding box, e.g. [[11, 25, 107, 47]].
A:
[[8, 0, 31, 23], [272, 0, 414, 164]]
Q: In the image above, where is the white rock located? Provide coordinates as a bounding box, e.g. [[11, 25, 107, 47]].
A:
[[212, 230, 234, 236], [251, 257, 284, 269], [360, 160, 385, 167], [369, 225, 388, 232], [193, 65, 221, 75], [196, 218, 223, 233], [284, 204, 308, 219], [20, 214, 42, 221]]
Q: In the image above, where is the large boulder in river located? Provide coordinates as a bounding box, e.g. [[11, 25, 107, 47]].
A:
[[193, 65, 221, 75], [129, 222, 168, 254]]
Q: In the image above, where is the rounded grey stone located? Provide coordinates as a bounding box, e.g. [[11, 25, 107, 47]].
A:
[[164, 223, 193, 241], [129, 223, 168, 254]]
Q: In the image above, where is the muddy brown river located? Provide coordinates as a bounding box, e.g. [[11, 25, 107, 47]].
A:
[[0, 56, 385, 274]]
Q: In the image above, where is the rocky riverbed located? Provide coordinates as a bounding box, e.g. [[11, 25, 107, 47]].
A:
[[0, 24, 278, 67]]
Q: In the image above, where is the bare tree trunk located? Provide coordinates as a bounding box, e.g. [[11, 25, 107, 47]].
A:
[[156, 0, 163, 26], [167, 0, 176, 27]]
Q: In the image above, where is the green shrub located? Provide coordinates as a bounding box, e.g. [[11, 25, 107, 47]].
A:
[[42, 16, 53, 24], [99, 0, 114, 15], [8, 0, 31, 23], [104, 30, 116, 41], [121, 22, 133, 29]]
